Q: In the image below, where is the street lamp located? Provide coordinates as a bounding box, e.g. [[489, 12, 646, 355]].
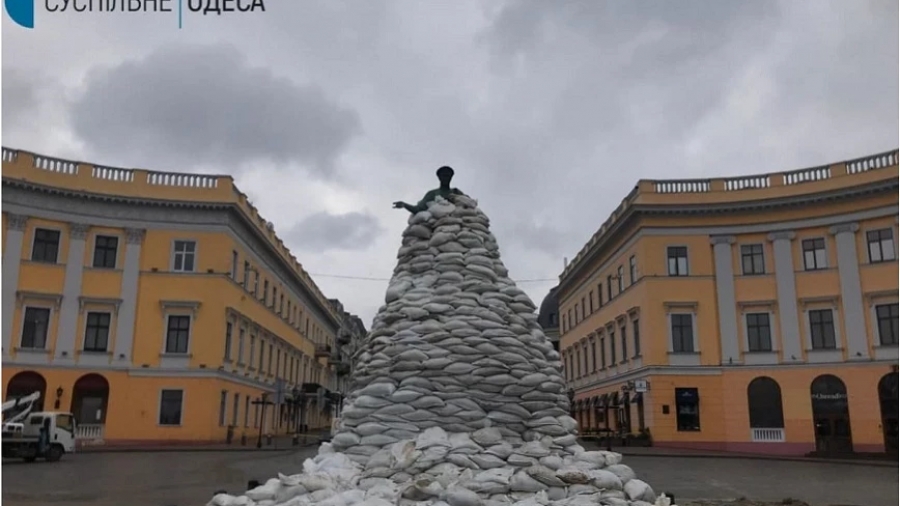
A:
[[251, 393, 272, 449]]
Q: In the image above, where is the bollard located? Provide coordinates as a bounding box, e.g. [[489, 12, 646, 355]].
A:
[[266, 434, 273, 446]]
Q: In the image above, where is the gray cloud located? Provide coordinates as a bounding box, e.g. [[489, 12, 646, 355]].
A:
[[286, 212, 384, 253], [2, 68, 40, 127], [68, 43, 361, 175], [2, 1, 896, 323]]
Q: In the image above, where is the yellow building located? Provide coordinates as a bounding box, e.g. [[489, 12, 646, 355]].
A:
[[556, 149, 899, 457], [1, 147, 352, 446]]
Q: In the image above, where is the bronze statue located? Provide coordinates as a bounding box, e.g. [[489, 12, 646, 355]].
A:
[[393, 166, 465, 214]]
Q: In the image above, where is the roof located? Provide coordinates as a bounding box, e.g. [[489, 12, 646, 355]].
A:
[[537, 285, 560, 330]]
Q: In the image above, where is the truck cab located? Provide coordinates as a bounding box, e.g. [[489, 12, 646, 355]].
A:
[[2, 412, 77, 462]]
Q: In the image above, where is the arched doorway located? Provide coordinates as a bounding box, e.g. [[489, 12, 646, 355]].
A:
[[747, 376, 785, 442], [70, 373, 110, 441], [810, 374, 852, 455], [5, 371, 47, 413], [878, 372, 898, 455]]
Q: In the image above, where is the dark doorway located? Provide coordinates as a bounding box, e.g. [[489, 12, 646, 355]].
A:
[[810, 374, 852, 455], [70, 373, 110, 440], [747, 376, 785, 442], [5, 371, 47, 413], [878, 372, 898, 455]]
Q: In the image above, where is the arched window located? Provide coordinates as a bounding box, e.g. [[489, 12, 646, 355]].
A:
[[747, 376, 784, 428]]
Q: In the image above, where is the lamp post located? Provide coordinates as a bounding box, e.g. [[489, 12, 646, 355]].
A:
[[251, 393, 272, 449], [54, 387, 64, 410]]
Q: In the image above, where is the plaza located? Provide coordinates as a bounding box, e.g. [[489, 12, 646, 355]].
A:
[[2, 448, 896, 506]]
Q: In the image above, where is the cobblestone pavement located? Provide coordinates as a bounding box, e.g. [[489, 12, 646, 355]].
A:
[[2, 450, 896, 506]]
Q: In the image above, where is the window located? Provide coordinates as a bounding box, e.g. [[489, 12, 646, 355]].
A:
[[244, 396, 250, 427], [740, 244, 765, 275], [218, 390, 228, 426], [675, 388, 700, 431], [667, 246, 688, 276], [671, 314, 694, 353], [617, 266, 624, 292], [599, 337, 606, 369], [31, 228, 60, 263], [582, 345, 588, 373], [21, 307, 51, 349], [243, 261, 251, 288], [876, 303, 899, 346], [84, 311, 111, 352], [588, 291, 594, 313], [867, 229, 896, 263], [224, 322, 233, 361], [632, 319, 641, 357], [567, 309, 573, 330], [574, 348, 581, 377], [620, 324, 627, 362], [606, 276, 613, 300], [249, 334, 257, 367], [268, 343, 274, 372], [566, 354, 572, 381], [92, 235, 118, 268], [629, 255, 636, 285], [580, 298, 585, 319], [172, 240, 196, 272], [802, 238, 827, 270], [609, 329, 616, 364], [597, 283, 603, 306], [808, 309, 836, 349], [574, 305, 580, 324], [273, 288, 278, 310], [165, 315, 191, 354], [159, 390, 183, 425], [590, 341, 597, 372], [745, 313, 772, 352], [237, 327, 246, 364], [231, 251, 239, 279], [258, 340, 265, 371], [252, 269, 259, 295], [232, 393, 240, 426], [280, 294, 285, 316]]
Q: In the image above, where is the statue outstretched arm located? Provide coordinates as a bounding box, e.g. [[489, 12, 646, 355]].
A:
[[392, 201, 420, 214]]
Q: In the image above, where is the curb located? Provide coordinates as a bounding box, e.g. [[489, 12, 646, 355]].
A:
[[614, 450, 897, 468], [78, 439, 325, 454]]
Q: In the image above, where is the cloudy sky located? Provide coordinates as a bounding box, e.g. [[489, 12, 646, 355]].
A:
[[3, 0, 897, 326]]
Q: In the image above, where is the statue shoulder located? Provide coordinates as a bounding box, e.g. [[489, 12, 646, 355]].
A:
[[451, 188, 465, 195]]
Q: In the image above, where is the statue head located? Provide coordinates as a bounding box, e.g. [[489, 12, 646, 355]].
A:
[[436, 166, 454, 185]]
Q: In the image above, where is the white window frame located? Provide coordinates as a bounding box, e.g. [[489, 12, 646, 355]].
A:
[[158, 388, 185, 427], [19, 304, 53, 350], [91, 233, 121, 269], [665, 302, 700, 366], [171, 239, 197, 273]]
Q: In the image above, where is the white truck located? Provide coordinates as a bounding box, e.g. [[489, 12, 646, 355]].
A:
[[2, 391, 76, 462]]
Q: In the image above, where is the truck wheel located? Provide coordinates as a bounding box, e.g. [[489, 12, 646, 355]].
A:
[[45, 444, 63, 462]]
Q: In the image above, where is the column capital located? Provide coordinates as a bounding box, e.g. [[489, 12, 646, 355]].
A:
[[69, 223, 90, 240], [828, 222, 860, 236], [710, 235, 736, 245], [125, 228, 146, 245], [7, 213, 29, 231], [767, 230, 796, 242]]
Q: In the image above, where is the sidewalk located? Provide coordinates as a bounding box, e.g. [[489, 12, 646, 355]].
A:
[[78, 432, 329, 453], [580, 439, 898, 467]]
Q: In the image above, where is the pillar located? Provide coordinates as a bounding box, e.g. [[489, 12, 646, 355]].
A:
[[829, 222, 868, 359], [113, 228, 145, 363], [55, 223, 90, 363], [710, 235, 740, 364], [2, 213, 29, 356], [768, 231, 803, 362]]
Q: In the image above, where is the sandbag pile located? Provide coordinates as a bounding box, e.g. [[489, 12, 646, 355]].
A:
[[205, 195, 673, 506], [208, 430, 668, 506], [331, 194, 572, 461]]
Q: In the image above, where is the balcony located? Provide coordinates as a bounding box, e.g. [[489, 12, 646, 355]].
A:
[[315, 344, 332, 358], [75, 423, 105, 441], [337, 330, 352, 345], [751, 428, 785, 442]]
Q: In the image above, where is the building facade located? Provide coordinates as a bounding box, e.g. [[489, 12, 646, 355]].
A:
[[557, 149, 899, 457], [1, 147, 348, 446]]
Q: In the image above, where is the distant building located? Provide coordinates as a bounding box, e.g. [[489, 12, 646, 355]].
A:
[[328, 298, 368, 418], [557, 149, 898, 457], [538, 285, 561, 353], [1, 147, 350, 446]]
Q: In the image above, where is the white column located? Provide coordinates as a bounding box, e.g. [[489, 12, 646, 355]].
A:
[[112, 228, 145, 363], [55, 223, 90, 363], [2, 213, 29, 356]]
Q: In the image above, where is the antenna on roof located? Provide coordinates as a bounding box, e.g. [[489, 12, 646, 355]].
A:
[[563, 257, 568, 269]]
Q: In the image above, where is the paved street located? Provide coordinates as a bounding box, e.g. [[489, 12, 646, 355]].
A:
[[2, 449, 897, 506]]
